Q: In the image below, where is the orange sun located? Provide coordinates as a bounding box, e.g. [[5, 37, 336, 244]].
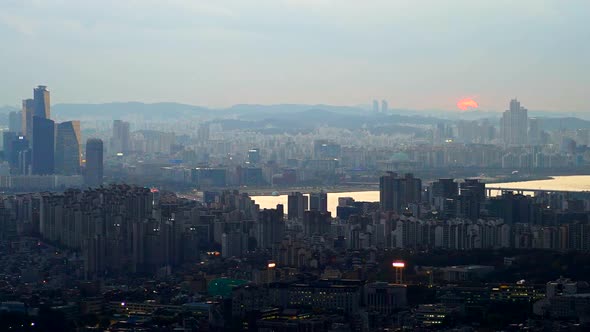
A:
[[457, 98, 479, 111]]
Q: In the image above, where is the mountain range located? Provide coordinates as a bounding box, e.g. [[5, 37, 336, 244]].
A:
[[0, 103, 589, 132]]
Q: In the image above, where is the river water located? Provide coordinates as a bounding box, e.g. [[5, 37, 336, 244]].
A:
[[251, 175, 590, 214]]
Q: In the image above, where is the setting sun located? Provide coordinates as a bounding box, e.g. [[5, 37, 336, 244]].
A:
[[457, 98, 479, 110]]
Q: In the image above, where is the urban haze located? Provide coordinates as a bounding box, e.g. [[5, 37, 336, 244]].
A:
[[1, 1, 590, 331]]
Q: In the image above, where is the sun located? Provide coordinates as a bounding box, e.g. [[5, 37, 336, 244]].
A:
[[457, 98, 479, 111]]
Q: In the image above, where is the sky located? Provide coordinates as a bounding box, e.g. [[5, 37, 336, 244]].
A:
[[0, 0, 588, 111]]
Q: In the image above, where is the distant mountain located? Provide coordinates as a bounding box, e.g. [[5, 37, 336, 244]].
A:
[[52, 102, 210, 120], [228, 104, 366, 116], [208, 108, 441, 136], [539, 117, 590, 131], [3, 102, 588, 131]]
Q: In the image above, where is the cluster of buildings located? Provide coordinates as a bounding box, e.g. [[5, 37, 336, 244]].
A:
[[1, 95, 590, 329], [0, 170, 588, 281], [2, 86, 104, 190], [0, 173, 588, 329], [4, 97, 590, 193], [2, 96, 590, 196]]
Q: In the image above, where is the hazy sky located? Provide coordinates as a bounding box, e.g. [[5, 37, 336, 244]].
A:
[[1, 0, 588, 111]]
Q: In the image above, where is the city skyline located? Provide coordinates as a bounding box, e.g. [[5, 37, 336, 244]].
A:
[[1, 1, 589, 111], [2, 2, 590, 330]]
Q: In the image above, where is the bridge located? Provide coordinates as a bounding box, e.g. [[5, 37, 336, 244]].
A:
[[485, 186, 588, 197]]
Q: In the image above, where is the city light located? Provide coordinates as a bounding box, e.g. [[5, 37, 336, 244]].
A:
[[268, 262, 277, 269], [392, 261, 405, 268]]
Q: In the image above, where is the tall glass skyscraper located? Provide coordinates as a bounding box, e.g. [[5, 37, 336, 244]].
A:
[[21, 98, 34, 139], [31, 116, 55, 175], [85, 138, 104, 187], [33, 85, 50, 119], [55, 121, 82, 175]]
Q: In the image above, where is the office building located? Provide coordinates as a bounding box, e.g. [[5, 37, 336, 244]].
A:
[[309, 192, 328, 213], [287, 192, 308, 220], [431, 179, 458, 199], [55, 121, 81, 175], [247, 148, 261, 164], [373, 100, 379, 113], [192, 168, 227, 187], [501, 99, 528, 145], [85, 139, 103, 187], [313, 139, 341, 160], [381, 99, 388, 113], [21, 99, 34, 139], [460, 179, 485, 202], [111, 120, 130, 154], [379, 172, 422, 213], [365, 282, 407, 314], [3, 131, 17, 163], [5, 135, 28, 172], [33, 85, 50, 119], [238, 166, 264, 186], [8, 111, 22, 134], [11, 137, 29, 173], [18, 149, 32, 175], [31, 116, 55, 175], [287, 279, 362, 314]]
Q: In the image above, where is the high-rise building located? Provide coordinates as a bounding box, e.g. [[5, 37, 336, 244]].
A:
[[313, 139, 341, 159], [309, 192, 328, 213], [373, 100, 379, 113], [431, 178, 458, 199], [221, 231, 248, 258], [379, 172, 422, 213], [18, 149, 32, 175], [287, 192, 308, 220], [528, 118, 541, 145], [247, 148, 261, 164], [256, 207, 284, 249], [85, 139, 104, 187], [31, 116, 55, 175], [197, 123, 210, 142], [460, 179, 485, 202], [8, 136, 29, 172], [3, 131, 17, 163], [501, 99, 528, 145], [21, 99, 34, 139], [8, 111, 22, 134], [55, 121, 81, 175], [365, 282, 407, 314], [33, 85, 50, 119], [381, 100, 389, 113], [302, 210, 331, 237], [111, 120, 130, 154]]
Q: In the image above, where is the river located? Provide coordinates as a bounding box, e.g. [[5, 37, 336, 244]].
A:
[[250, 175, 590, 214]]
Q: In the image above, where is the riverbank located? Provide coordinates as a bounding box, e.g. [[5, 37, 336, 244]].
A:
[[242, 185, 379, 196], [482, 175, 554, 184], [250, 175, 590, 211], [242, 174, 556, 196]]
